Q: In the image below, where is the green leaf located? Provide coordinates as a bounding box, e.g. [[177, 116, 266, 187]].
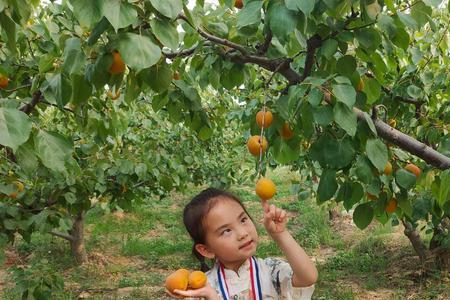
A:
[[395, 169, 417, 190], [147, 61, 172, 93], [267, 2, 297, 42], [272, 137, 301, 164], [332, 84, 356, 107], [220, 64, 244, 90], [411, 1, 432, 28], [432, 170, 450, 208], [62, 38, 85, 75], [353, 203, 374, 229], [366, 139, 388, 172], [406, 84, 422, 99], [198, 126, 213, 141], [103, 0, 137, 31], [88, 17, 112, 46], [334, 102, 357, 136], [135, 163, 148, 180], [353, 156, 374, 183], [307, 88, 323, 107], [116, 33, 161, 71], [71, 74, 92, 105], [150, 0, 182, 19], [237, 1, 263, 29], [70, 0, 103, 29], [285, 0, 315, 15], [46, 74, 73, 107], [313, 106, 333, 126], [0, 12, 17, 56], [363, 77, 381, 104], [344, 182, 364, 211], [15, 139, 38, 175], [336, 55, 356, 77], [34, 130, 73, 173], [151, 18, 179, 50], [0, 108, 32, 151], [310, 135, 355, 169], [317, 169, 338, 203], [355, 28, 381, 50], [319, 39, 338, 58]]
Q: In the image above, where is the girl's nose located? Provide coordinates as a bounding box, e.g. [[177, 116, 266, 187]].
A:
[[237, 228, 248, 240]]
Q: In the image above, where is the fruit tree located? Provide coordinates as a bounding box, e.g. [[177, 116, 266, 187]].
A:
[[0, 0, 449, 269]]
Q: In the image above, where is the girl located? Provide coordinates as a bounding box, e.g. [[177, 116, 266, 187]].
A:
[[168, 188, 318, 299]]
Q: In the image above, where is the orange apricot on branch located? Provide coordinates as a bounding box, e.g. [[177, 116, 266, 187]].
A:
[[255, 177, 276, 200], [280, 122, 294, 140], [173, 71, 180, 80], [188, 271, 207, 289], [405, 163, 421, 178], [256, 110, 273, 129], [165, 269, 189, 293], [0, 74, 9, 89], [235, 0, 243, 9], [109, 51, 126, 75], [247, 135, 268, 156], [13, 181, 24, 192], [384, 161, 392, 176], [385, 198, 397, 213]]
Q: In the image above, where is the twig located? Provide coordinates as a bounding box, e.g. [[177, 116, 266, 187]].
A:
[[49, 230, 75, 242]]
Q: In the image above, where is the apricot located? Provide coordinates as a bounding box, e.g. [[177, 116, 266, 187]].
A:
[[405, 163, 421, 178], [109, 51, 126, 75], [173, 71, 180, 80], [165, 269, 189, 293], [255, 177, 276, 200], [385, 198, 397, 213], [0, 75, 9, 89], [188, 271, 207, 289], [235, 0, 243, 9], [13, 181, 24, 192], [280, 122, 294, 140], [384, 161, 392, 176], [256, 110, 273, 129], [356, 78, 364, 92], [247, 135, 268, 156]]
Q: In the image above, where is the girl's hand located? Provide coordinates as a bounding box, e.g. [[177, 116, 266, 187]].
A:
[[167, 283, 220, 299], [262, 201, 288, 236]]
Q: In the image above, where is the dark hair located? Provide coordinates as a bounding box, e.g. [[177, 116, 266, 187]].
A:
[[183, 188, 251, 272]]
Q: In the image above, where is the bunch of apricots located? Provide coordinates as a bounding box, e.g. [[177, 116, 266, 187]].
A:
[[165, 269, 207, 294], [366, 161, 421, 213]]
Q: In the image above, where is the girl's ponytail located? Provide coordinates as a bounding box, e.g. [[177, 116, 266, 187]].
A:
[[192, 246, 211, 272]]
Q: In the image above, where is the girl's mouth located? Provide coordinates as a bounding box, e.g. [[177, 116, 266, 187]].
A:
[[239, 240, 253, 249]]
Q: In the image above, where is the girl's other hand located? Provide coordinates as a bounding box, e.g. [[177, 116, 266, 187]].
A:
[[262, 201, 288, 236], [168, 283, 220, 299]]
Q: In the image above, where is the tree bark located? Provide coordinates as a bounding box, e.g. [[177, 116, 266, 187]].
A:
[[402, 220, 428, 262], [69, 212, 88, 265]]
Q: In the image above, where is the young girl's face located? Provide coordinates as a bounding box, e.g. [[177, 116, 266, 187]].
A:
[[202, 198, 259, 268]]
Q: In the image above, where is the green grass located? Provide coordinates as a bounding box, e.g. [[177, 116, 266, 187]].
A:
[[1, 168, 449, 299]]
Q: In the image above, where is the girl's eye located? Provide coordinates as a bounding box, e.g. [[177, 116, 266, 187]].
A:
[[241, 217, 248, 223], [221, 229, 231, 235]]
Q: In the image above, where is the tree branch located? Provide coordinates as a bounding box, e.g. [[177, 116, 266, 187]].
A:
[[20, 90, 42, 115], [49, 230, 75, 242], [256, 30, 272, 55]]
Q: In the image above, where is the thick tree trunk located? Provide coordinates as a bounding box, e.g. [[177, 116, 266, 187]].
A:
[[402, 220, 428, 262], [69, 212, 88, 265]]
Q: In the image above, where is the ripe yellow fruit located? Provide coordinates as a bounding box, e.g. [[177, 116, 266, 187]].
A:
[[388, 119, 397, 128], [165, 269, 189, 293], [255, 177, 276, 200], [188, 271, 207, 289], [0, 75, 9, 89], [109, 51, 126, 75], [385, 198, 397, 213], [280, 122, 294, 140], [247, 135, 268, 156], [405, 163, 421, 178], [13, 181, 24, 192], [356, 78, 364, 92], [384, 161, 392, 176], [235, 0, 243, 9], [256, 110, 273, 129]]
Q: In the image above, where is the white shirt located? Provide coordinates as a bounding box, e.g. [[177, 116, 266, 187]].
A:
[[205, 257, 315, 300]]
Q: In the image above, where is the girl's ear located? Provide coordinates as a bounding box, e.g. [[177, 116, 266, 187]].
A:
[[195, 243, 215, 259]]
